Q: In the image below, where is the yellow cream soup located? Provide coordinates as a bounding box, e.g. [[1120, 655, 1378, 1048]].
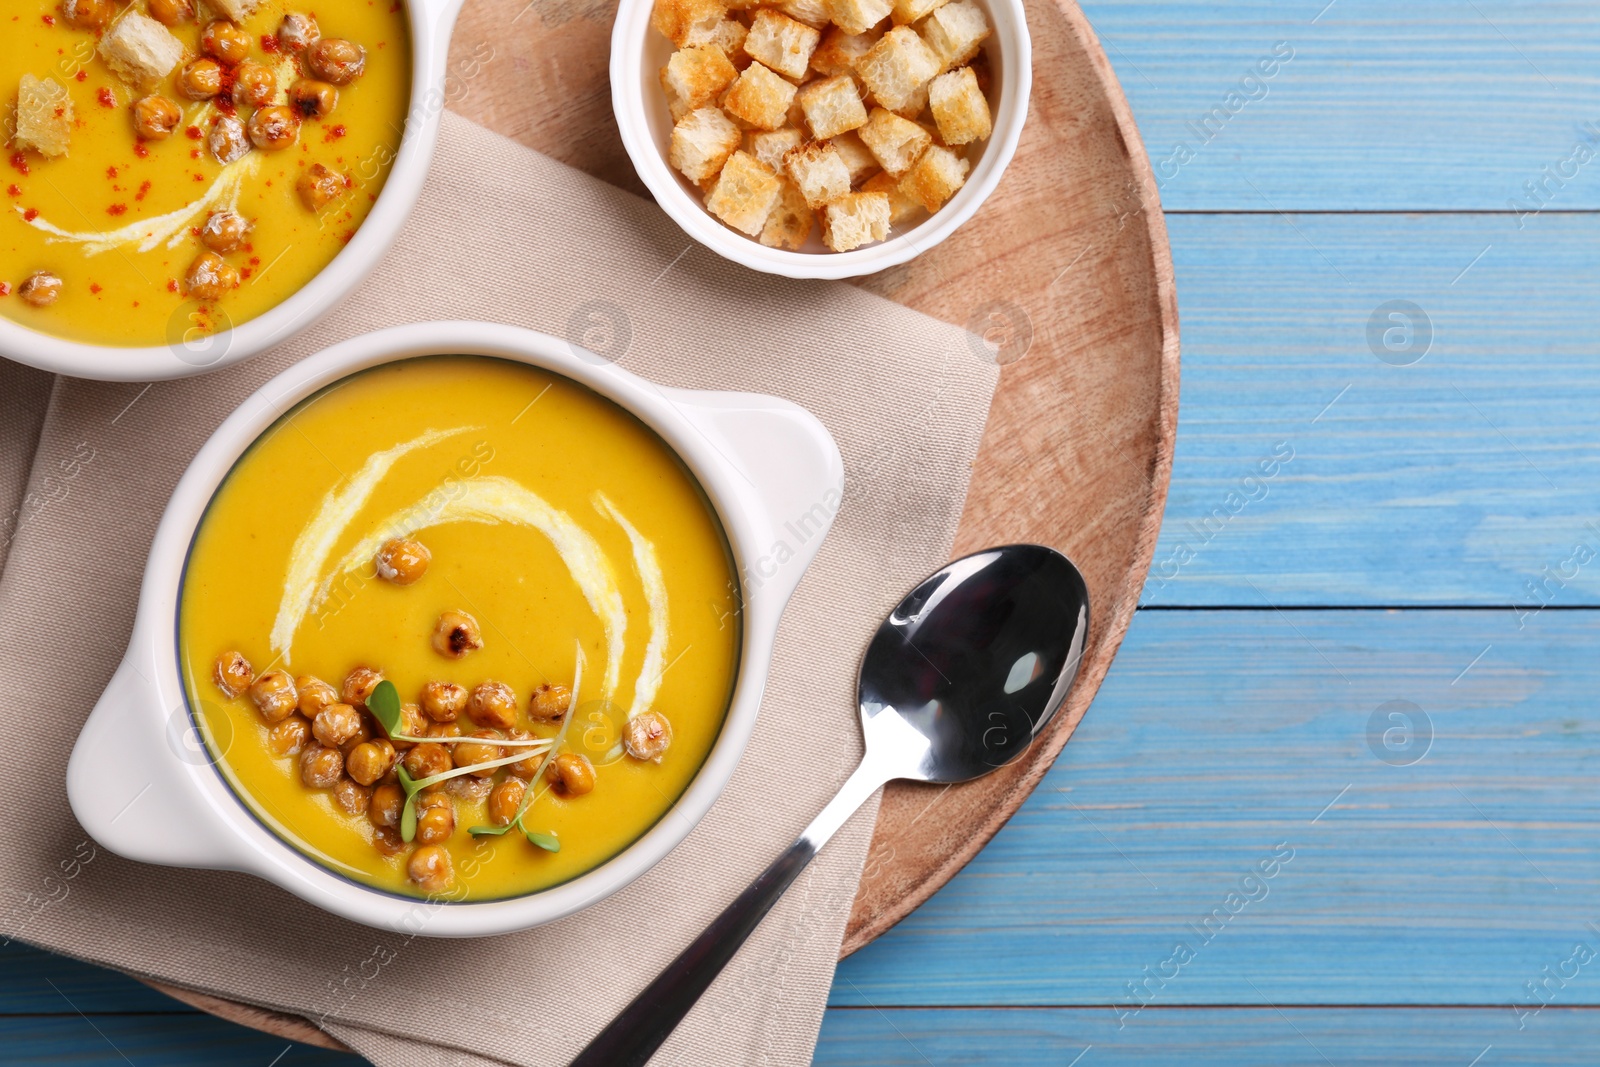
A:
[[1, 2, 410, 346], [179, 357, 741, 900]]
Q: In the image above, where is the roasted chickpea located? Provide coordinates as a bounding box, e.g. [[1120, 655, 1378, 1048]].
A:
[[505, 730, 545, 779], [424, 721, 461, 739], [372, 825, 406, 856], [342, 666, 384, 707], [289, 79, 339, 120], [454, 730, 504, 776], [18, 272, 62, 308], [267, 715, 312, 757], [198, 210, 252, 255], [340, 714, 375, 754], [420, 681, 467, 723], [369, 782, 404, 828], [212, 650, 254, 698], [408, 845, 454, 892], [375, 537, 430, 585], [207, 115, 251, 165], [624, 711, 674, 763], [299, 741, 343, 788], [201, 20, 252, 65], [132, 95, 181, 140], [529, 683, 572, 722], [346, 739, 396, 786], [402, 741, 452, 780], [311, 702, 361, 748], [295, 674, 338, 718], [185, 251, 240, 301], [307, 38, 368, 85], [444, 774, 492, 802], [332, 777, 371, 815], [382, 701, 428, 751], [248, 670, 298, 723], [147, 0, 194, 26], [278, 12, 320, 52], [177, 58, 224, 101], [487, 778, 526, 826], [247, 105, 300, 151], [432, 610, 484, 659], [467, 681, 518, 730], [232, 62, 278, 109], [414, 792, 455, 844], [546, 752, 596, 797], [61, 0, 114, 31], [296, 162, 347, 211]]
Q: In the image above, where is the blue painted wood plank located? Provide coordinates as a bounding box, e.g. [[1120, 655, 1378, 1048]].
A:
[[0, 943, 190, 1016], [833, 608, 1600, 1007], [0, 1015, 361, 1065], [1076, 0, 1600, 211], [1144, 211, 1600, 607]]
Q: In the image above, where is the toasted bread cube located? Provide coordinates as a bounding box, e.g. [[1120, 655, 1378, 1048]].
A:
[[723, 61, 798, 129], [743, 10, 822, 81], [707, 18, 749, 59], [884, 80, 929, 118], [822, 191, 891, 251], [209, 0, 263, 19], [810, 27, 880, 76], [705, 150, 783, 235], [797, 74, 867, 139], [783, 140, 852, 208], [902, 142, 968, 210], [670, 107, 742, 182], [652, 0, 727, 46], [830, 130, 879, 184], [661, 45, 739, 118], [920, 0, 989, 69], [99, 12, 185, 85], [828, 0, 893, 35], [778, 0, 833, 27], [863, 169, 921, 223], [747, 127, 805, 172], [857, 106, 932, 175], [760, 180, 816, 249], [856, 26, 940, 113], [892, 0, 948, 24], [928, 66, 991, 144], [14, 75, 74, 158]]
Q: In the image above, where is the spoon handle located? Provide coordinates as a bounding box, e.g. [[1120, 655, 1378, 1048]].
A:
[[568, 758, 889, 1067]]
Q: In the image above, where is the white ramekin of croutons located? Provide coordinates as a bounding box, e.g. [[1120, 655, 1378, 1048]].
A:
[[612, 0, 1030, 279]]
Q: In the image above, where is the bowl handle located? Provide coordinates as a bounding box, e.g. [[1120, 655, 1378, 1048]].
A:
[[665, 390, 845, 607]]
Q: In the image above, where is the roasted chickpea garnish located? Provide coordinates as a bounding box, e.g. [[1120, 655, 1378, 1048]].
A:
[[342, 666, 384, 707], [295, 674, 338, 718], [208, 115, 251, 165], [382, 702, 427, 750], [402, 741, 452, 780], [132, 96, 181, 140], [267, 716, 312, 757], [185, 251, 240, 301], [61, 0, 114, 31], [369, 781, 404, 828], [307, 38, 368, 85], [18, 272, 62, 308], [529, 683, 572, 722], [425, 722, 462, 739], [373, 825, 406, 856], [312, 702, 362, 747], [278, 12, 320, 52], [420, 681, 466, 723], [375, 537, 430, 585], [467, 681, 518, 730], [546, 752, 597, 797], [346, 739, 396, 786], [199, 210, 252, 254], [201, 20, 252, 65], [340, 715, 375, 755], [446, 774, 492, 802], [432, 610, 484, 659], [177, 58, 224, 101], [232, 62, 278, 109], [297, 162, 347, 211], [414, 792, 455, 844], [408, 845, 454, 892], [248, 670, 298, 724], [487, 777, 526, 826], [289, 80, 339, 120], [299, 741, 344, 788], [624, 711, 674, 763], [454, 730, 504, 775], [332, 777, 371, 815], [248, 106, 301, 151], [505, 730, 545, 779], [212, 650, 254, 698], [147, 0, 194, 26]]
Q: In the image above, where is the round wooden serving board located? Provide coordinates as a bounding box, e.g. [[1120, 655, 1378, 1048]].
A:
[[145, 0, 1178, 1048]]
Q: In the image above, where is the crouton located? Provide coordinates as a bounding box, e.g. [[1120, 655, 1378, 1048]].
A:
[[661, 45, 739, 118], [778, 0, 833, 27], [705, 150, 783, 235], [822, 191, 891, 251], [723, 61, 798, 130], [928, 66, 991, 144], [856, 26, 940, 113], [902, 142, 968, 210], [830, 130, 879, 184], [857, 106, 932, 175], [760, 180, 815, 250], [743, 10, 822, 81], [920, 0, 989, 69], [99, 12, 185, 85], [208, 0, 263, 20], [14, 75, 74, 158], [828, 0, 893, 35], [784, 140, 852, 208], [892, 0, 948, 24], [863, 169, 921, 223], [810, 27, 881, 76], [670, 107, 742, 182], [652, 0, 727, 47], [706, 18, 749, 59], [747, 127, 805, 172], [797, 74, 868, 139], [884, 80, 929, 119]]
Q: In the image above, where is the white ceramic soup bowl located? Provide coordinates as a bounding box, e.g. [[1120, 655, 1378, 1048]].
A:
[[612, 0, 1032, 280], [0, 0, 467, 383], [67, 320, 843, 937]]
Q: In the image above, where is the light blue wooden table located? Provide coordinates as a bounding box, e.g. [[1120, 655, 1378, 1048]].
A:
[[13, 0, 1600, 1061]]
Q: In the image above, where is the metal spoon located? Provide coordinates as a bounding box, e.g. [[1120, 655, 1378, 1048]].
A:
[[570, 544, 1090, 1067]]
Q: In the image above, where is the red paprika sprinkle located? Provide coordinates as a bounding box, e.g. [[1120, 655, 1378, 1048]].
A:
[[133, 143, 149, 158], [5, 185, 19, 197], [260, 34, 279, 52], [89, 283, 102, 294], [42, 14, 55, 25], [324, 124, 347, 143], [23, 208, 39, 222], [106, 165, 118, 179], [107, 204, 127, 216], [0, 283, 10, 297], [136, 180, 151, 201], [96, 87, 115, 108], [166, 279, 179, 293], [74, 71, 87, 83], [185, 126, 202, 140], [9, 153, 29, 177]]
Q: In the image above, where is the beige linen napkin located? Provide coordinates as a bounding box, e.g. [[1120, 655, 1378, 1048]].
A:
[[0, 111, 997, 1066]]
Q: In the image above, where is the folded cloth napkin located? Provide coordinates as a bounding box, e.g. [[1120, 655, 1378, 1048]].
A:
[[0, 111, 997, 1066]]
